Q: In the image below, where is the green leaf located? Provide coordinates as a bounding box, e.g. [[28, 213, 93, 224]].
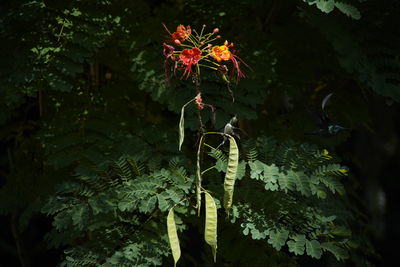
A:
[[321, 242, 349, 261], [305, 240, 323, 259], [277, 172, 296, 192], [215, 158, 227, 172], [236, 161, 247, 180], [249, 161, 280, 191], [88, 193, 114, 215], [268, 229, 289, 250], [53, 210, 73, 230], [316, 0, 335, 13], [139, 195, 158, 213], [71, 204, 89, 230], [248, 160, 264, 179], [287, 234, 306, 255], [287, 170, 312, 196], [334, 2, 361, 20], [310, 182, 327, 199], [330, 225, 352, 237], [262, 164, 280, 191], [320, 176, 345, 195]]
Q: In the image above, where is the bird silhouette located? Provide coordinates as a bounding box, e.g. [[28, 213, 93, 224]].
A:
[[305, 93, 350, 137]]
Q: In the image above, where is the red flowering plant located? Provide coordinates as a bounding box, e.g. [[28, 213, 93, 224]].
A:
[[164, 25, 250, 265], [162, 24, 249, 85], [162, 23, 250, 128]]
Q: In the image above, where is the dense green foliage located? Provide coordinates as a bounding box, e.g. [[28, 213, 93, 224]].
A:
[[1, 0, 398, 266]]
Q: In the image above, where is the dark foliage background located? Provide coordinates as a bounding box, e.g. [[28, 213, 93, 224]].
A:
[[0, 0, 399, 266]]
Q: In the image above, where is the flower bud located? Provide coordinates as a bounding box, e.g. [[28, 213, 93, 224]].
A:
[[213, 28, 219, 33], [174, 39, 181, 45], [200, 41, 205, 46], [216, 35, 221, 39]]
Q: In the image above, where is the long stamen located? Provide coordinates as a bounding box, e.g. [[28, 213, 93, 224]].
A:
[[202, 37, 221, 45], [187, 34, 199, 46], [162, 23, 172, 36], [199, 24, 206, 39]]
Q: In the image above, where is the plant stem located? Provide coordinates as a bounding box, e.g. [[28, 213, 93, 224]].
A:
[[204, 143, 218, 151], [196, 135, 204, 216], [201, 165, 216, 176]]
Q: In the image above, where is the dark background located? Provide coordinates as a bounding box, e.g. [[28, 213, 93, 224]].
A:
[[1, 0, 399, 266]]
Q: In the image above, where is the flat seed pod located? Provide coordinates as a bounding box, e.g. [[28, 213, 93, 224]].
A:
[[223, 134, 239, 212], [204, 191, 218, 262], [178, 99, 194, 151], [178, 105, 186, 151], [167, 208, 181, 267]]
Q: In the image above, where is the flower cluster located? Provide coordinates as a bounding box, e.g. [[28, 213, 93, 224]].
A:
[[162, 24, 248, 84]]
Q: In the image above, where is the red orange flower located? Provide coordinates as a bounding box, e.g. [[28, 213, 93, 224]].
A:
[[180, 47, 202, 79], [180, 47, 201, 65], [171, 25, 192, 43], [162, 23, 192, 43]]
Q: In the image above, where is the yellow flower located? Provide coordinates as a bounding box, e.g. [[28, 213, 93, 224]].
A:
[[211, 45, 232, 62]]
